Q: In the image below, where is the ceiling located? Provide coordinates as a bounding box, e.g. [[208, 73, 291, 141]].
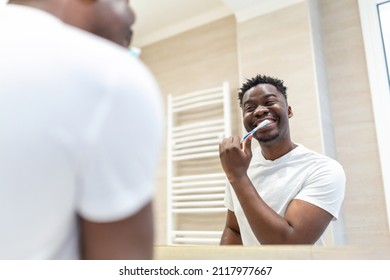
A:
[[131, 0, 232, 47], [130, 0, 303, 47], [0, 0, 301, 47]]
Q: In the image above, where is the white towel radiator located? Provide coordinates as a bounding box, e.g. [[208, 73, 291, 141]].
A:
[[166, 82, 231, 245]]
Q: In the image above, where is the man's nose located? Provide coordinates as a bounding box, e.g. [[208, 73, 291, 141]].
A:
[[253, 105, 268, 116]]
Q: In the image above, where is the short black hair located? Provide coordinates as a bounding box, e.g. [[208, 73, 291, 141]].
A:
[[238, 74, 287, 107]]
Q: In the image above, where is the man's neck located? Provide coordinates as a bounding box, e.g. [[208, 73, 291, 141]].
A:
[[260, 140, 298, 161]]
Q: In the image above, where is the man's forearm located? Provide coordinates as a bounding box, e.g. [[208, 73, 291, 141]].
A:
[[230, 176, 293, 244], [220, 227, 242, 245]]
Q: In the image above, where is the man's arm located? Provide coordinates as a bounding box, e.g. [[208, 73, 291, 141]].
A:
[[230, 175, 332, 244], [220, 210, 242, 245], [79, 201, 154, 259], [219, 136, 333, 244]]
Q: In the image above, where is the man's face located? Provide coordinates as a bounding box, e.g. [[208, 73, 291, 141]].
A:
[[241, 84, 293, 143], [92, 0, 135, 47]]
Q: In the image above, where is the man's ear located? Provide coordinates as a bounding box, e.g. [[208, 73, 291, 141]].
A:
[[288, 105, 293, 118]]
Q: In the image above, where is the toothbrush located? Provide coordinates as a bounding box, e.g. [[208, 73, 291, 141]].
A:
[[240, 119, 270, 143]]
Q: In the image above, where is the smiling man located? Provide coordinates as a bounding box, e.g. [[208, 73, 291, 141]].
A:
[[219, 74, 345, 245]]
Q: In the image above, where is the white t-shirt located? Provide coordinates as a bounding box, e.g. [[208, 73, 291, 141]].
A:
[[225, 144, 346, 245], [0, 5, 163, 259]]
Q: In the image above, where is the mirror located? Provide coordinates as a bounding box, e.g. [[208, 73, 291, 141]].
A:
[[131, 0, 390, 252]]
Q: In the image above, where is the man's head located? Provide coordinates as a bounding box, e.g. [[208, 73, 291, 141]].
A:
[[8, 0, 135, 47], [80, 0, 135, 47], [239, 74, 293, 144]]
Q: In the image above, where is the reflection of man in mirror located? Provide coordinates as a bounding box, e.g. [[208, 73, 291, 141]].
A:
[[0, 0, 162, 259], [219, 74, 345, 245]]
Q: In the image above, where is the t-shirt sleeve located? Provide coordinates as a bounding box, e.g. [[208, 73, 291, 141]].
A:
[[295, 159, 346, 220], [76, 60, 163, 222], [224, 182, 235, 211]]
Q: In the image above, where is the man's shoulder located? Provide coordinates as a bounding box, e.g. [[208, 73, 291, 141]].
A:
[[295, 144, 344, 171], [296, 144, 333, 160], [61, 25, 128, 61], [59, 25, 152, 82]]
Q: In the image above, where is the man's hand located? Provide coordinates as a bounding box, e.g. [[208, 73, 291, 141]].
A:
[[219, 135, 253, 182]]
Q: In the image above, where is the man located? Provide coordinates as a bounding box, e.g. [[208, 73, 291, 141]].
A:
[[0, 0, 162, 259], [219, 74, 345, 245]]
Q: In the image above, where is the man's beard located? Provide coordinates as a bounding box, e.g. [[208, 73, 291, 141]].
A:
[[257, 133, 280, 143]]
